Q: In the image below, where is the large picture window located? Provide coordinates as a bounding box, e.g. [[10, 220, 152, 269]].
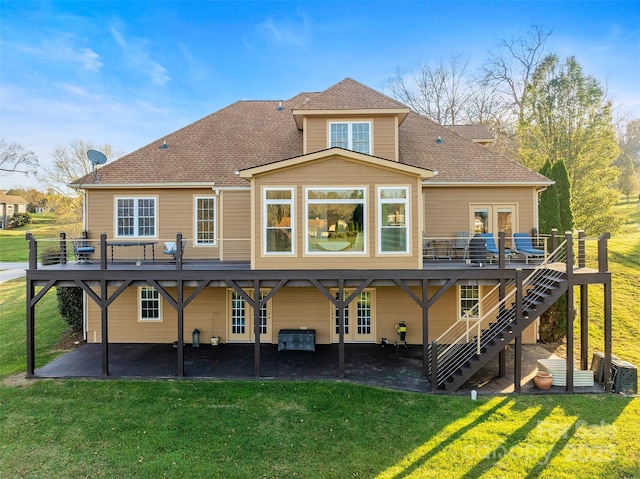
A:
[[195, 197, 217, 245], [116, 197, 156, 237], [264, 188, 293, 254], [306, 188, 365, 254], [139, 286, 161, 321], [378, 187, 409, 254], [329, 122, 371, 154]]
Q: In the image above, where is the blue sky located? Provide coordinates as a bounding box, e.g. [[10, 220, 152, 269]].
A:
[[2, 1, 639, 189]]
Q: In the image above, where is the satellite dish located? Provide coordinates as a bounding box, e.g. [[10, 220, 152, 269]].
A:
[[87, 149, 108, 165]]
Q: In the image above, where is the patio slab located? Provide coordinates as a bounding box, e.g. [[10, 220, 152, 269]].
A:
[[34, 342, 604, 394]]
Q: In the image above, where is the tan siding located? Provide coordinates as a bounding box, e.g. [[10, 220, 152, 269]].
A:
[[86, 284, 538, 345], [305, 118, 326, 154], [423, 186, 537, 238], [86, 188, 226, 261], [372, 116, 397, 160], [220, 190, 251, 261], [303, 116, 398, 160], [251, 155, 422, 270]]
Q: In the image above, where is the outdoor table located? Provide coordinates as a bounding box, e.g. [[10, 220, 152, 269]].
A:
[[106, 241, 157, 263]]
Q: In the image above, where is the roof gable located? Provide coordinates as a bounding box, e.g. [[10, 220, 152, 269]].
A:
[[239, 147, 434, 180]]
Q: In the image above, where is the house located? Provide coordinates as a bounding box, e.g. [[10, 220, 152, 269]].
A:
[[25, 78, 613, 392], [0, 191, 28, 229]]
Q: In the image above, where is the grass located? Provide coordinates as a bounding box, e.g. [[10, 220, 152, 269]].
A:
[[0, 202, 638, 477], [0, 213, 78, 262], [1, 381, 638, 478]]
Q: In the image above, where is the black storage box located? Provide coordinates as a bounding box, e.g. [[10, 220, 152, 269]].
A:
[[278, 329, 316, 352]]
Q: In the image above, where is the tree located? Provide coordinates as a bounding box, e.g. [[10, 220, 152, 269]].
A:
[[617, 157, 639, 201], [615, 118, 640, 200], [0, 139, 39, 175], [482, 25, 552, 125], [38, 139, 121, 197], [386, 53, 474, 125], [550, 159, 573, 232], [518, 55, 622, 235], [538, 161, 561, 236]]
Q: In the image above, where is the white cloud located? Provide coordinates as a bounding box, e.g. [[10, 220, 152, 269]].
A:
[[258, 15, 307, 47], [109, 24, 170, 86], [12, 36, 103, 72]]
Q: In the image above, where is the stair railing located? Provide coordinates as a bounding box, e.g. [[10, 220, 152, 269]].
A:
[[431, 239, 569, 387]]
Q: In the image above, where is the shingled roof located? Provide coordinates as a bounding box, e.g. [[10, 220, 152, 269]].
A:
[[72, 78, 549, 188]]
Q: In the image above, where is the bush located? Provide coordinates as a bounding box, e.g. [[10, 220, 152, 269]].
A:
[[539, 294, 567, 343], [8, 212, 31, 228], [56, 287, 84, 331]]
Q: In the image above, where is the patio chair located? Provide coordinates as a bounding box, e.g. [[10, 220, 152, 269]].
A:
[[422, 234, 435, 260], [73, 238, 95, 264], [480, 233, 511, 263], [452, 231, 471, 260], [163, 239, 187, 262], [513, 233, 545, 264]]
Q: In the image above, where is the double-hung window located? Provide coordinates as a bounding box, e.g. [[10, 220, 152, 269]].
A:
[[378, 187, 409, 253], [329, 122, 371, 154], [195, 196, 217, 245], [139, 286, 161, 321], [459, 285, 480, 320], [264, 188, 294, 254], [306, 188, 366, 254], [116, 197, 156, 237]]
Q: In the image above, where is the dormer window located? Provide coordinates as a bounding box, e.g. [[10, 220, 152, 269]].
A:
[[329, 122, 371, 154]]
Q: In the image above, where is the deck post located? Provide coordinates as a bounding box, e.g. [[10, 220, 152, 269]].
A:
[[176, 232, 183, 270], [565, 232, 575, 393], [580, 285, 589, 370], [101, 278, 109, 377], [599, 233, 612, 391], [27, 232, 37, 270], [498, 238, 507, 379], [177, 278, 184, 377], [422, 279, 429, 376], [26, 277, 35, 378], [254, 279, 261, 378], [25, 233, 36, 377], [100, 233, 107, 270], [514, 268, 523, 392], [60, 232, 67, 265], [338, 279, 345, 379], [550, 229, 558, 252], [577, 231, 586, 268], [430, 340, 438, 392], [603, 278, 613, 392]]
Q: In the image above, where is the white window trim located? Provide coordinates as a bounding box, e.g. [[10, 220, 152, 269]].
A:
[[377, 186, 410, 255], [114, 196, 158, 238], [328, 121, 372, 154], [138, 286, 162, 322], [263, 187, 295, 255], [304, 186, 367, 255], [194, 196, 217, 246], [458, 285, 481, 320]]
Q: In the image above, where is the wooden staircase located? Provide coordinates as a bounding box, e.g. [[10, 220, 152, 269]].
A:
[[430, 243, 570, 391]]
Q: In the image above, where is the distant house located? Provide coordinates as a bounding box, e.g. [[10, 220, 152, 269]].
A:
[[0, 191, 28, 229], [25, 78, 613, 392]]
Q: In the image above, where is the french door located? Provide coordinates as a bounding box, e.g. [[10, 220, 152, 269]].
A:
[[331, 289, 375, 343], [227, 290, 271, 342], [471, 204, 517, 246]]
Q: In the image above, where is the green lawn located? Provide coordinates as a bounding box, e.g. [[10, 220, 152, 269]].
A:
[[1, 204, 639, 478]]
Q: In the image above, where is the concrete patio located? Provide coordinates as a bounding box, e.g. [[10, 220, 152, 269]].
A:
[[34, 342, 604, 395]]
